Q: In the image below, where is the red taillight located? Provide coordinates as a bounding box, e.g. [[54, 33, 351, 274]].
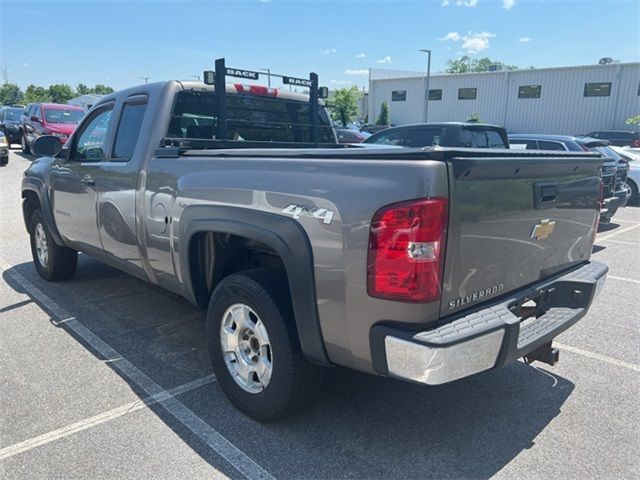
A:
[[367, 198, 448, 302], [233, 83, 279, 96], [631, 139, 640, 148]]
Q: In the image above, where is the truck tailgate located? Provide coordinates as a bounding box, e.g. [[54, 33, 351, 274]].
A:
[[441, 155, 602, 317]]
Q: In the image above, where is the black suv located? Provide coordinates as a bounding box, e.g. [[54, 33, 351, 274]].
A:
[[585, 130, 640, 147], [0, 106, 24, 146], [363, 122, 509, 148]]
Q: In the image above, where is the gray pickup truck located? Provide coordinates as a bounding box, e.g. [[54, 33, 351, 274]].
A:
[[22, 80, 608, 420]]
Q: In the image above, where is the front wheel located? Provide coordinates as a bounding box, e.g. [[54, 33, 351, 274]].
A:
[[206, 269, 324, 421], [29, 209, 78, 281]]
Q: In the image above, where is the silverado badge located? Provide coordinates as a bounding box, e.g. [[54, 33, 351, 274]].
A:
[[531, 219, 556, 240]]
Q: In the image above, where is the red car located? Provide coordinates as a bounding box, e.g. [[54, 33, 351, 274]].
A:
[[20, 103, 85, 154]]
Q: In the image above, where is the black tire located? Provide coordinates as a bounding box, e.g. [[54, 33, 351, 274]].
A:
[[21, 133, 31, 154], [29, 209, 78, 281], [206, 269, 324, 421], [628, 180, 639, 206]]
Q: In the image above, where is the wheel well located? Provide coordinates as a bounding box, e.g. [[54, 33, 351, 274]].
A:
[[22, 190, 40, 232], [189, 231, 286, 309]]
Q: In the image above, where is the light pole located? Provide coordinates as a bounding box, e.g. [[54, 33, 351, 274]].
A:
[[191, 75, 201, 81], [260, 68, 272, 87], [139, 76, 150, 84], [419, 49, 431, 122]]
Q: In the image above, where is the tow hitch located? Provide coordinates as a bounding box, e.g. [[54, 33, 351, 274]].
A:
[[524, 342, 560, 366]]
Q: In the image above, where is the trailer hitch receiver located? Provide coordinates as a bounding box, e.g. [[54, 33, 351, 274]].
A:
[[524, 342, 559, 366]]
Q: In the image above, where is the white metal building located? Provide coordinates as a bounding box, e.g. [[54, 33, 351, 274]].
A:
[[67, 94, 103, 111], [367, 63, 640, 134]]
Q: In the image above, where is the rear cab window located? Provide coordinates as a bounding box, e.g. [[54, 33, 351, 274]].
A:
[[459, 127, 507, 148], [168, 90, 335, 143], [403, 127, 445, 147]]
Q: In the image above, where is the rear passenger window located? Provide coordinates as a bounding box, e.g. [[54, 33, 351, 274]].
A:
[[538, 141, 565, 151], [509, 140, 537, 149], [113, 101, 147, 160]]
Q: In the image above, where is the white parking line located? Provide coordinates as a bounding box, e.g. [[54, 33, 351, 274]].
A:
[[555, 342, 640, 373], [0, 259, 274, 480], [0, 375, 216, 461], [597, 223, 640, 241], [599, 239, 640, 246], [608, 275, 640, 285]]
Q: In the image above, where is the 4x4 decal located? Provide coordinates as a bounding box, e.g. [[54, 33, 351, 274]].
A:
[[282, 204, 334, 225]]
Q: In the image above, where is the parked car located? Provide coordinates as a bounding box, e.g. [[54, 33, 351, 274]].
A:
[[364, 122, 509, 148], [335, 128, 370, 144], [0, 106, 24, 146], [584, 130, 640, 147], [20, 103, 85, 154], [22, 80, 607, 420], [509, 134, 630, 223], [611, 146, 640, 205], [0, 131, 8, 165], [360, 123, 395, 134]]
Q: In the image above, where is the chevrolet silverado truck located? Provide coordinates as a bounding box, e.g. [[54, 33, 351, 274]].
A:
[[22, 79, 608, 421]]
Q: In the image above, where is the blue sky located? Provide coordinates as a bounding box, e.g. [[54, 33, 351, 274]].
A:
[[1, 0, 638, 91]]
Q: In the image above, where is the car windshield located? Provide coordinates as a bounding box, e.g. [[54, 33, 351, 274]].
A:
[[44, 108, 84, 124], [5, 108, 23, 120]]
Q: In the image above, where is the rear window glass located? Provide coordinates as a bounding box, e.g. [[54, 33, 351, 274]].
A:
[[459, 128, 506, 148], [403, 127, 444, 147], [538, 140, 566, 151], [168, 90, 335, 143]]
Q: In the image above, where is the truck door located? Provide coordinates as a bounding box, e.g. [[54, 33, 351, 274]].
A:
[[96, 95, 148, 276], [50, 104, 114, 254]]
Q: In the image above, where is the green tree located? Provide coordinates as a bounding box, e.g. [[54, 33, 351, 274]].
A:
[[626, 114, 640, 129], [48, 84, 75, 104], [76, 83, 91, 95], [466, 112, 481, 122], [0, 83, 24, 105], [24, 85, 50, 103], [92, 84, 114, 95], [376, 102, 390, 126], [328, 86, 362, 127], [446, 56, 519, 74]]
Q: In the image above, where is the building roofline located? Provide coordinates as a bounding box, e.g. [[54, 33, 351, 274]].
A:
[[370, 62, 640, 82]]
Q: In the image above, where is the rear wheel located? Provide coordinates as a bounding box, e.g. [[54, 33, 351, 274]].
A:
[[29, 209, 78, 281], [627, 180, 639, 206], [21, 133, 31, 154], [206, 269, 324, 421]]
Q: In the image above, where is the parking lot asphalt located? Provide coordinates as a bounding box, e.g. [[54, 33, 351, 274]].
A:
[[1, 148, 638, 479]]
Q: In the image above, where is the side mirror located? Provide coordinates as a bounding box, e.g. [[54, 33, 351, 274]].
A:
[[318, 86, 329, 99], [32, 135, 63, 157], [30, 115, 40, 123]]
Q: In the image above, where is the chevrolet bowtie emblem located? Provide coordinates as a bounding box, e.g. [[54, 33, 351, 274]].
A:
[[531, 219, 556, 240]]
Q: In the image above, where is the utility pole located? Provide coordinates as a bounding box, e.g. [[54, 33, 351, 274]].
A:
[[139, 76, 150, 84], [191, 75, 201, 81], [419, 49, 431, 122], [260, 68, 272, 87]]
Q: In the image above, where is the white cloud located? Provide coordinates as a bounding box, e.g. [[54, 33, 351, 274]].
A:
[[345, 69, 368, 75], [23, 62, 30, 68], [376, 56, 392, 64], [438, 31, 496, 54], [441, 0, 450, 5], [502, 0, 516, 10], [320, 48, 337, 55], [519, 37, 531, 43], [455, 0, 479, 7], [259, 0, 271, 3], [330, 79, 352, 85], [439, 32, 461, 42], [355, 53, 366, 58]]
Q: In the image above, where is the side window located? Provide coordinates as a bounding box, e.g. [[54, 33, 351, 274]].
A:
[[509, 140, 538, 149], [71, 107, 113, 161], [538, 141, 566, 151], [112, 101, 147, 160], [34, 106, 41, 120], [368, 129, 406, 146], [404, 128, 444, 147]]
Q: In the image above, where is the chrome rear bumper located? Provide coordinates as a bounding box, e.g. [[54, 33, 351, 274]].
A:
[[371, 261, 608, 385]]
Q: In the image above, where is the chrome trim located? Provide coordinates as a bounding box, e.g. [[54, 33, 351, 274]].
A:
[[385, 329, 505, 385]]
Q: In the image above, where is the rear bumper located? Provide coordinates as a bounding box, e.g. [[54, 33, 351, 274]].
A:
[[370, 261, 608, 385]]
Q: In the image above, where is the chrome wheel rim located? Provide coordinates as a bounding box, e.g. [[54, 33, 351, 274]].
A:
[[34, 223, 48, 268], [220, 303, 272, 394]]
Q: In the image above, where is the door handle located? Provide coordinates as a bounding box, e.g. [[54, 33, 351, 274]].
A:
[[80, 177, 95, 187]]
